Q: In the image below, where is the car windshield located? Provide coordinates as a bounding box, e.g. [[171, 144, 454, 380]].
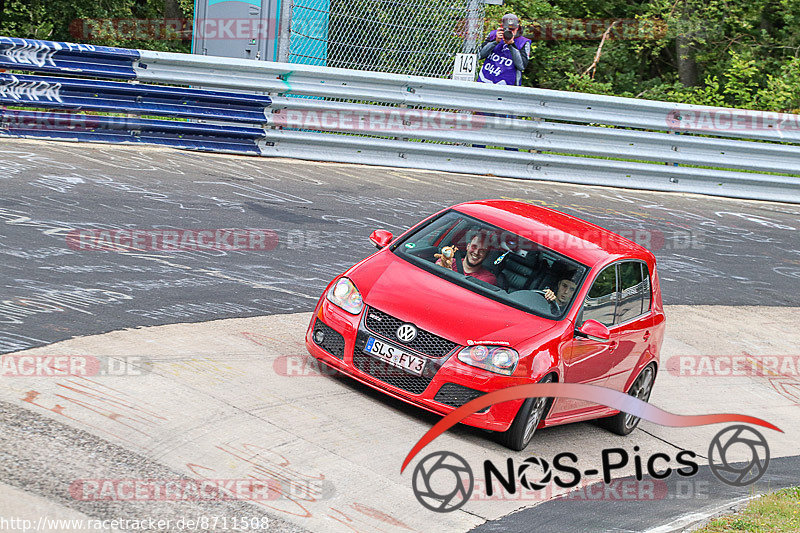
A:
[[391, 210, 588, 319]]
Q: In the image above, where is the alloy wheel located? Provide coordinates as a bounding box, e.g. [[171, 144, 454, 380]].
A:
[[623, 366, 655, 431]]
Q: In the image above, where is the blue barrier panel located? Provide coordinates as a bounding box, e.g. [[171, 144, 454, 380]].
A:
[[0, 109, 263, 154], [0, 73, 271, 123], [0, 37, 271, 153], [0, 37, 140, 79]]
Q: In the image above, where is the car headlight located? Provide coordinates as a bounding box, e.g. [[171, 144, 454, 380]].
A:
[[326, 277, 364, 315], [457, 345, 519, 376]]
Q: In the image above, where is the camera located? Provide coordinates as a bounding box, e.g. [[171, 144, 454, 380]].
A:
[[503, 29, 515, 41]]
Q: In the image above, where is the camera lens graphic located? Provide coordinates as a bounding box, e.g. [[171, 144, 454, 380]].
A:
[[708, 425, 770, 486], [517, 457, 552, 491], [412, 451, 474, 513]]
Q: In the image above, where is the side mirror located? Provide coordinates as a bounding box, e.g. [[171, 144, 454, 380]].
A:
[[575, 319, 611, 342], [369, 229, 393, 249]]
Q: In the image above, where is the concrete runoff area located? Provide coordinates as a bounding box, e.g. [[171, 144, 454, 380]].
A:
[[0, 306, 797, 532]]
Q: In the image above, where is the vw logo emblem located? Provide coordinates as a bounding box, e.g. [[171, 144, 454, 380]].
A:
[[396, 323, 417, 343]]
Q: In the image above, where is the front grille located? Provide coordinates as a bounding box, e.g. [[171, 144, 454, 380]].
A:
[[313, 320, 345, 359], [352, 351, 433, 395], [365, 307, 458, 358], [434, 383, 489, 413]]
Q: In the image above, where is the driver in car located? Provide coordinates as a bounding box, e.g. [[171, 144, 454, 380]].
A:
[[541, 276, 578, 314], [435, 232, 497, 286]]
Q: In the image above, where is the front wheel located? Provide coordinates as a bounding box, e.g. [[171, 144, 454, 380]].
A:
[[497, 374, 554, 451], [601, 364, 656, 436]]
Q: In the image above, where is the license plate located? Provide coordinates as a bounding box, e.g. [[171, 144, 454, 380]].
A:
[[364, 337, 425, 376]]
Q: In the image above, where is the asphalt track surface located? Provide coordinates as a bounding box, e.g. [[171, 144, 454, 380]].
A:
[[470, 455, 800, 533], [1, 139, 799, 532], [1, 140, 799, 354]]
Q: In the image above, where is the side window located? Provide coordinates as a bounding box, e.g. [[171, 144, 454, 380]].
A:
[[617, 261, 645, 323], [641, 263, 652, 313], [582, 266, 617, 326]]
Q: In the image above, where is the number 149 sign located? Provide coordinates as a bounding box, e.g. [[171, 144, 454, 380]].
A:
[[452, 53, 478, 82]]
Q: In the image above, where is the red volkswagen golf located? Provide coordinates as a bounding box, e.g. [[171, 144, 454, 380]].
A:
[[305, 200, 665, 450]]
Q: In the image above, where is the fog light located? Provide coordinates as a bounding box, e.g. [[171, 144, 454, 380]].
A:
[[314, 329, 325, 344]]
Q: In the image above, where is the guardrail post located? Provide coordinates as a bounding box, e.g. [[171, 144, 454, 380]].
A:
[[278, 0, 293, 63]]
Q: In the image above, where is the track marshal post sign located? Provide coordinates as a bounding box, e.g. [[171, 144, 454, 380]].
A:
[[453, 53, 478, 82]]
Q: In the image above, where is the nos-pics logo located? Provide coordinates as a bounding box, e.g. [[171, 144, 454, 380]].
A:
[[402, 383, 779, 513], [411, 425, 771, 513]]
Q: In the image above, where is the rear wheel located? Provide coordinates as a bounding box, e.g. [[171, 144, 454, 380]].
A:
[[497, 374, 554, 451], [601, 364, 656, 436]]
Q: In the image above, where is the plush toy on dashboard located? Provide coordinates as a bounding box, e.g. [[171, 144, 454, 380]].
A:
[[434, 245, 458, 270]]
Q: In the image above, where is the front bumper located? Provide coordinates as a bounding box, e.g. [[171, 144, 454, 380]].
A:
[[304, 297, 529, 432]]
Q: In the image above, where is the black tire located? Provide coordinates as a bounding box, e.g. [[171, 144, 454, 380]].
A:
[[601, 364, 656, 436], [497, 374, 554, 451]]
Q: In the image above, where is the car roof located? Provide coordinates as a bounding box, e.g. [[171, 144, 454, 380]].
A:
[[452, 199, 653, 267]]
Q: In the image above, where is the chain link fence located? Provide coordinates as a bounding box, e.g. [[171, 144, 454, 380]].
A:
[[287, 0, 484, 78]]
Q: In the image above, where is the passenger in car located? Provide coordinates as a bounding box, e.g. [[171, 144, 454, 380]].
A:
[[436, 232, 497, 285]]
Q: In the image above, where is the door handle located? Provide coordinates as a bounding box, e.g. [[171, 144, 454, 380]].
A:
[[608, 341, 618, 353], [643, 331, 651, 341]]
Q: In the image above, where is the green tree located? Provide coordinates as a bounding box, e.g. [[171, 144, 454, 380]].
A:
[[3, 0, 799, 111], [0, 0, 191, 52], [483, 0, 800, 111]]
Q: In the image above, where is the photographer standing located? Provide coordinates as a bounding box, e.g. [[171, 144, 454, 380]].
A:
[[478, 13, 530, 86]]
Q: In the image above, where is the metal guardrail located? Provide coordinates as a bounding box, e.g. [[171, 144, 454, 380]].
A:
[[0, 73, 272, 122], [1, 36, 799, 203], [0, 37, 269, 153], [135, 49, 800, 144], [1, 109, 264, 153], [0, 38, 138, 78], [265, 97, 800, 176]]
